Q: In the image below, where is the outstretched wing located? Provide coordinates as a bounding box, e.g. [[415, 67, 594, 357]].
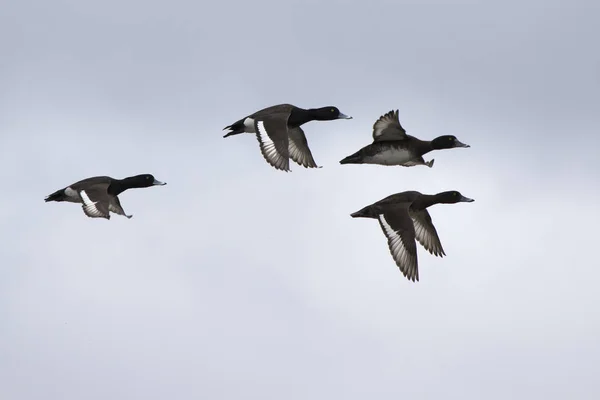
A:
[[372, 110, 407, 142], [409, 209, 445, 257], [255, 116, 290, 171], [79, 187, 111, 219], [288, 127, 319, 168], [108, 195, 133, 219], [377, 205, 419, 282]]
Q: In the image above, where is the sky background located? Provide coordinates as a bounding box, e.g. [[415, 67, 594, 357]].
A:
[[1, 0, 599, 398]]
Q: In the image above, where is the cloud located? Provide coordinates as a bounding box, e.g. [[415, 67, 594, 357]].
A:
[[1, 1, 599, 399]]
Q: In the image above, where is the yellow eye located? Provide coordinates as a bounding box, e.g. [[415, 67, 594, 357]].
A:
[[331, 109, 335, 112]]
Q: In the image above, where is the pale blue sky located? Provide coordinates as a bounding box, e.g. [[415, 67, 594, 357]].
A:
[[1, 0, 599, 399]]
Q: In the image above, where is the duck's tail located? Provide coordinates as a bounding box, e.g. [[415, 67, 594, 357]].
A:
[[339, 150, 363, 165], [426, 159, 435, 168], [223, 118, 246, 138], [44, 189, 65, 202]]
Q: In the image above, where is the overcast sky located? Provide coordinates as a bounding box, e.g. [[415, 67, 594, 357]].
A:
[[1, 0, 599, 399]]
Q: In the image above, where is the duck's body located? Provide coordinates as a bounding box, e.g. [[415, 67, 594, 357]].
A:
[[223, 104, 297, 136], [341, 139, 435, 167], [339, 110, 469, 167], [224, 103, 352, 172], [45, 174, 166, 220], [351, 190, 474, 282]]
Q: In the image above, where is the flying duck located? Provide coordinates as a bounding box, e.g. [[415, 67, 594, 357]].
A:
[[351, 190, 474, 282], [44, 174, 166, 220], [340, 110, 469, 167], [224, 103, 352, 171]]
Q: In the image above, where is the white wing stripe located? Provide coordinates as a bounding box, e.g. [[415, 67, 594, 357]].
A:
[[256, 121, 288, 170], [378, 214, 419, 281], [379, 215, 409, 271], [80, 190, 103, 217], [80, 190, 96, 207]]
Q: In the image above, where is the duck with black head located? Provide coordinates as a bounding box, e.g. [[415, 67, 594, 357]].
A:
[[350, 190, 474, 282], [340, 110, 470, 168], [223, 103, 352, 172], [44, 174, 166, 220]]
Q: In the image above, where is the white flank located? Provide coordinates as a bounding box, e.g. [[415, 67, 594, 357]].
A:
[[243, 118, 256, 133], [64, 187, 79, 200], [366, 148, 414, 165]]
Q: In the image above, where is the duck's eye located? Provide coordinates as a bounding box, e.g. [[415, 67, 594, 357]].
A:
[[331, 109, 335, 112], [454, 192, 458, 196]]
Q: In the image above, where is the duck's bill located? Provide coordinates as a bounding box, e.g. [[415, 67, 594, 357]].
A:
[[338, 112, 352, 119], [153, 179, 167, 186], [459, 195, 474, 202], [455, 139, 470, 148]]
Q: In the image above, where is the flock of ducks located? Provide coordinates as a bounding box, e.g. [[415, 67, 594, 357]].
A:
[[45, 103, 474, 282]]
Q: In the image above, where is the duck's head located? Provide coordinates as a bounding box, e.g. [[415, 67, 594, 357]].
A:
[[431, 135, 470, 149], [310, 106, 352, 121], [128, 174, 167, 188], [436, 191, 475, 204]]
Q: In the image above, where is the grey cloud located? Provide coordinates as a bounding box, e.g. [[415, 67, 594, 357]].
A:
[[1, 0, 599, 399]]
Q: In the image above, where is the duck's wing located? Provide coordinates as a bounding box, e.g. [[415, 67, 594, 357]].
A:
[[254, 115, 291, 171], [377, 205, 419, 282], [372, 110, 407, 142], [79, 186, 111, 219], [71, 176, 113, 188], [409, 209, 445, 257], [108, 195, 133, 219], [288, 127, 319, 169], [251, 104, 295, 119], [372, 191, 422, 208]]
